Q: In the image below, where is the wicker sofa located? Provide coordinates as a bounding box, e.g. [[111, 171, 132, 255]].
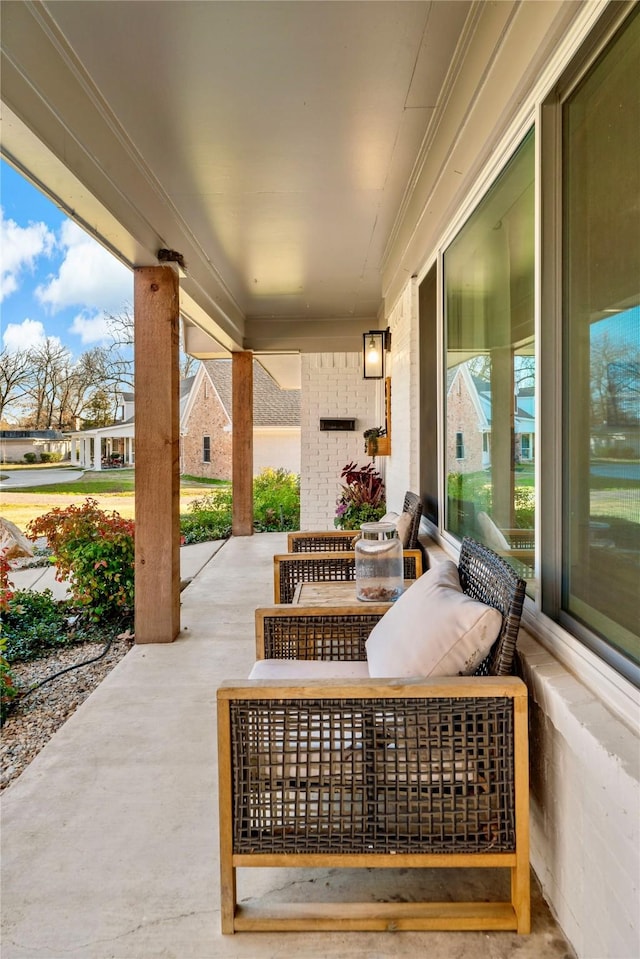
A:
[[218, 538, 529, 934]]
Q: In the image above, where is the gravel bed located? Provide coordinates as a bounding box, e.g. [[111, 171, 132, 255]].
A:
[[1, 637, 133, 791]]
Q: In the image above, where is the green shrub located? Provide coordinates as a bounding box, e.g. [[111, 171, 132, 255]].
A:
[[0, 636, 17, 725], [40, 451, 63, 464], [180, 513, 232, 544], [183, 468, 300, 538], [1, 589, 76, 663], [23, 452, 37, 464], [253, 468, 300, 531], [514, 486, 535, 528], [27, 498, 135, 621], [0, 553, 18, 722]]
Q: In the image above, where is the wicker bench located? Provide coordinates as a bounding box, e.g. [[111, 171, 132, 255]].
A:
[[218, 538, 529, 934], [273, 548, 424, 604]]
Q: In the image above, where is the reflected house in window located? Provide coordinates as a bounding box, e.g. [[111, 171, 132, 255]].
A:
[[446, 364, 535, 474]]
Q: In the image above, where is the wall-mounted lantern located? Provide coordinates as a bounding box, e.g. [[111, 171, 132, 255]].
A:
[[362, 328, 390, 379]]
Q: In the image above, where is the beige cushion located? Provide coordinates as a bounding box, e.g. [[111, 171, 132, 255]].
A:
[[249, 659, 370, 681], [365, 560, 502, 677], [476, 511, 510, 551], [380, 510, 412, 546], [395, 511, 413, 547]]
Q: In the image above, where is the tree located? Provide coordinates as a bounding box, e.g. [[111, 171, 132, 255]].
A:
[[104, 307, 198, 381], [11, 340, 114, 431], [590, 331, 639, 427], [0, 348, 32, 422], [82, 389, 114, 428]]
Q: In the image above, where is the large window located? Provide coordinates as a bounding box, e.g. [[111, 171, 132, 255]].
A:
[[444, 131, 535, 585], [562, 8, 640, 672]]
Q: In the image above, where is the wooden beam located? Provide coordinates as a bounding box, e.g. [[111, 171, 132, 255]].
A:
[[232, 351, 253, 536], [133, 266, 180, 643]]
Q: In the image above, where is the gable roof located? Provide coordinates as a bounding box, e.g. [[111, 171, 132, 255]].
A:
[[202, 359, 300, 428]]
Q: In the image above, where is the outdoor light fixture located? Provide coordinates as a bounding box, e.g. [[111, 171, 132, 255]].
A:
[[362, 328, 390, 379]]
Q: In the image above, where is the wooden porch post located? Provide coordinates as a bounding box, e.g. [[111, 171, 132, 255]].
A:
[[134, 266, 180, 643], [232, 351, 253, 536]]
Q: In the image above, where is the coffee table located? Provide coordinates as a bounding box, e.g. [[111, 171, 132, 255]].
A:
[[292, 580, 412, 608]]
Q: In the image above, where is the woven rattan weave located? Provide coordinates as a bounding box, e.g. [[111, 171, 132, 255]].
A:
[[274, 548, 423, 603], [230, 694, 515, 855], [257, 609, 384, 660]]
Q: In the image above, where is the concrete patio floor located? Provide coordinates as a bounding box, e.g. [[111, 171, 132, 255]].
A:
[[1, 532, 576, 959]]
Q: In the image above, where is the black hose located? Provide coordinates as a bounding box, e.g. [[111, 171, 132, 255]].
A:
[[4, 632, 127, 723], [18, 636, 115, 705]]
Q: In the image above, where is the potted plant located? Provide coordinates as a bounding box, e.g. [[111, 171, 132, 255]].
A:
[[363, 426, 386, 457], [334, 462, 386, 529]]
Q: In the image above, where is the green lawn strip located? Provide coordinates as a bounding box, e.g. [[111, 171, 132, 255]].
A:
[[10, 472, 224, 495]]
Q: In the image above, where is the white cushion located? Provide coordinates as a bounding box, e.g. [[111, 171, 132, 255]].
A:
[[395, 511, 413, 547], [380, 511, 399, 525], [476, 511, 510, 551], [249, 659, 370, 681], [365, 560, 502, 677]]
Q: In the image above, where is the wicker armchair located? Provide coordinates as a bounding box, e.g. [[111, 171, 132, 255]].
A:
[[273, 548, 424, 603], [255, 604, 389, 661], [218, 539, 529, 933], [287, 490, 423, 553]]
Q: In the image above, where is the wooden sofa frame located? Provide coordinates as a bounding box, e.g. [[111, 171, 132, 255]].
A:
[[218, 538, 529, 934]]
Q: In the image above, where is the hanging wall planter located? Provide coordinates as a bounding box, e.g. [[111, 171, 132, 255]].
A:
[[364, 378, 392, 457]]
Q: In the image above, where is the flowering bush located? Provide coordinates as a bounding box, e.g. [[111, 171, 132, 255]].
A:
[[27, 498, 135, 621], [334, 462, 386, 530]]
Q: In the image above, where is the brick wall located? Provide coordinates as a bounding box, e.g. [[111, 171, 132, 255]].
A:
[[384, 278, 420, 508], [446, 369, 484, 473], [180, 376, 232, 479], [300, 353, 379, 529]]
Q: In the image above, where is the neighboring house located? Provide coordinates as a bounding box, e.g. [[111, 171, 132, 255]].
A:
[[180, 359, 300, 479], [67, 391, 135, 470], [67, 362, 301, 477], [0, 429, 70, 463], [446, 364, 535, 473]]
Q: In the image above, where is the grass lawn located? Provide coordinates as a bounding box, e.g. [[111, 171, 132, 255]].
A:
[[0, 467, 229, 529]]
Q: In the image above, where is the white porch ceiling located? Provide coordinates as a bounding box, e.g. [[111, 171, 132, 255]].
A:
[[1, 0, 472, 355]]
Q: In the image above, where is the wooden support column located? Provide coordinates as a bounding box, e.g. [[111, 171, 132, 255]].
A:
[[134, 266, 181, 643], [232, 351, 254, 536]]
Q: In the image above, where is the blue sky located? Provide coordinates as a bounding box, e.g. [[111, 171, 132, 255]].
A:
[[1, 159, 132, 358]]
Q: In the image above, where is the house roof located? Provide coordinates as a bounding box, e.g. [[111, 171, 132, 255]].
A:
[[202, 359, 300, 428]]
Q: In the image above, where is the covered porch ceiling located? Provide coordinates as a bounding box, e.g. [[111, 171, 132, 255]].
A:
[[1, 0, 472, 370]]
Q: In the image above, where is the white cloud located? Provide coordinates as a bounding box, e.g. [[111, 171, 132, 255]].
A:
[[2, 317, 62, 353], [0, 209, 55, 302], [36, 220, 132, 314], [69, 311, 112, 345]]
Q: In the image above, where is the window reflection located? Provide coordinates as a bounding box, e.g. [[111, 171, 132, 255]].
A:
[[444, 130, 536, 588], [562, 6, 639, 667]]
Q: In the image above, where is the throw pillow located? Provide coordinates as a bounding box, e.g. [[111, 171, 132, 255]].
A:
[[395, 511, 413, 547], [365, 560, 502, 677]]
